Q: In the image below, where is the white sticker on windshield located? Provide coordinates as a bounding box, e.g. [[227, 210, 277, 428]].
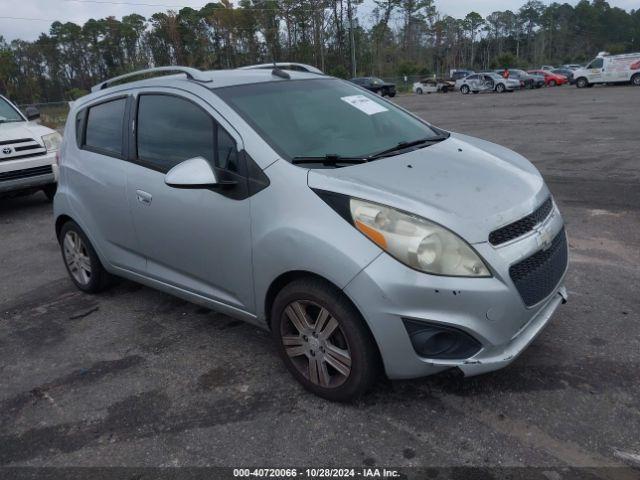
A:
[[341, 95, 388, 115]]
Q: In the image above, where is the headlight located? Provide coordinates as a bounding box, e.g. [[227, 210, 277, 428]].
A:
[[42, 132, 62, 152], [350, 198, 490, 277]]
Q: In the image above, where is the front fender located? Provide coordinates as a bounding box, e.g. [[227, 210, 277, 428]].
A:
[[250, 160, 381, 322]]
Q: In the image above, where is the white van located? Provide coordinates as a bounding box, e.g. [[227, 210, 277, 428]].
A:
[[574, 51, 640, 88]]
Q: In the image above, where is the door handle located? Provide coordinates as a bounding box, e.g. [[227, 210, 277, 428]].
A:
[[136, 190, 152, 205]]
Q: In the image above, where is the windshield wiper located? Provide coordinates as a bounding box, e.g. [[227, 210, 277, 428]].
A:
[[367, 135, 449, 160], [291, 154, 368, 166]]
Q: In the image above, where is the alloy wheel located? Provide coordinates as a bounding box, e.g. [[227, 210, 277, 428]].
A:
[[280, 300, 352, 388], [63, 230, 92, 285]]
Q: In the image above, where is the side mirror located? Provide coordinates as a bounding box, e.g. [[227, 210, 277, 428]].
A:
[[165, 157, 218, 188], [24, 106, 40, 121]]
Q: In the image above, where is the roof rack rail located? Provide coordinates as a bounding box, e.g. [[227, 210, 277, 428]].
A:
[[91, 66, 211, 93]]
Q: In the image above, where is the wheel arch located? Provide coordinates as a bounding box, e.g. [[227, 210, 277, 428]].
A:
[[55, 214, 74, 239]]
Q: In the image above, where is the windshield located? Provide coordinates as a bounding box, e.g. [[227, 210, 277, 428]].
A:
[[0, 97, 25, 123], [215, 78, 442, 161]]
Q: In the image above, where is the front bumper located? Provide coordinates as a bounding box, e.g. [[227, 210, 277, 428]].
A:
[[0, 152, 57, 193], [344, 205, 567, 380]]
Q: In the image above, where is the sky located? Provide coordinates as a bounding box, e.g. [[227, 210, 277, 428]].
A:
[[0, 0, 638, 42]]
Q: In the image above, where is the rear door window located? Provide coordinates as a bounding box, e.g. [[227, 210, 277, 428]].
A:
[[84, 98, 126, 156]]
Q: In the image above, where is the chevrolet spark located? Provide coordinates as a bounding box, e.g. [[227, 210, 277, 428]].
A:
[[54, 66, 568, 401]]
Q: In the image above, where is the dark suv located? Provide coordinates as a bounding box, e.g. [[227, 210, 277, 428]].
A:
[[350, 77, 396, 97]]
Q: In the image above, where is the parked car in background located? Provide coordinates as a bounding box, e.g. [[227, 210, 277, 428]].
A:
[[238, 62, 323, 74], [0, 95, 61, 201], [563, 64, 582, 70], [494, 69, 540, 89], [55, 66, 568, 401], [526, 72, 546, 88], [350, 77, 396, 97], [573, 51, 640, 88], [551, 68, 575, 84], [449, 69, 475, 82], [457, 73, 520, 94], [412, 78, 454, 94], [527, 69, 568, 86], [541, 65, 555, 71]]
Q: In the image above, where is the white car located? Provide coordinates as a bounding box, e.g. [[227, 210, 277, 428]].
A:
[[0, 95, 61, 200], [412, 78, 453, 94], [574, 51, 640, 88], [457, 73, 520, 94]]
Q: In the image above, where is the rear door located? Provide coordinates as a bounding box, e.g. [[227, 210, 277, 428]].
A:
[[124, 89, 254, 313], [72, 95, 145, 272]]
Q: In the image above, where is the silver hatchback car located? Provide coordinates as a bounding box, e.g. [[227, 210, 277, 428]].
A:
[[54, 66, 568, 401]]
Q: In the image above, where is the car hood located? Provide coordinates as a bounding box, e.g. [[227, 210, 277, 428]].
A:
[[307, 133, 549, 244], [0, 121, 54, 144]]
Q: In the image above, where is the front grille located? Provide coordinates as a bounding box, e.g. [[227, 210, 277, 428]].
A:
[[509, 228, 568, 307], [0, 138, 47, 162], [0, 165, 53, 182], [489, 197, 553, 245]]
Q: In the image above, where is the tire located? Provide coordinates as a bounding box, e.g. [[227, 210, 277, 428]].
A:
[[42, 184, 57, 202], [496, 83, 506, 93], [58, 220, 113, 293], [549, 80, 556, 87], [388, 92, 396, 98], [632, 74, 640, 87], [271, 278, 379, 402], [460, 85, 470, 94], [416, 88, 423, 95], [576, 77, 588, 88], [441, 86, 448, 93]]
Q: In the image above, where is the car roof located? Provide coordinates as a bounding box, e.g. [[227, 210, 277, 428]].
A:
[[237, 62, 323, 74], [75, 68, 329, 108]]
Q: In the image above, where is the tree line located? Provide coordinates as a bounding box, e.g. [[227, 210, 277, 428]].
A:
[[1, 0, 639, 104]]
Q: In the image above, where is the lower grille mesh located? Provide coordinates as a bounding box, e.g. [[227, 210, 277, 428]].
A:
[[509, 228, 568, 306], [0, 165, 53, 182]]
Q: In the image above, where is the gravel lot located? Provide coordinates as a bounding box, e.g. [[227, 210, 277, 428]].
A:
[[1, 85, 639, 472]]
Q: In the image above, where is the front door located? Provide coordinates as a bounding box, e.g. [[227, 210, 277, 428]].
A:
[[125, 90, 254, 314]]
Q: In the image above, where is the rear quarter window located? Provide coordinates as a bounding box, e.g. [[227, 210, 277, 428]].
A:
[[84, 98, 126, 156]]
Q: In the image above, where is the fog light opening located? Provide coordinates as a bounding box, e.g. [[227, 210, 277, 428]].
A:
[[403, 319, 482, 360]]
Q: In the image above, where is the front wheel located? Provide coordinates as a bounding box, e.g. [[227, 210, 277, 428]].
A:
[[548, 79, 557, 87], [576, 77, 588, 88], [632, 74, 640, 86], [271, 278, 379, 401], [460, 85, 470, 94], [416, 88, 423, 94], [388, 92, 396, 98], [496, 83, 506, 93]]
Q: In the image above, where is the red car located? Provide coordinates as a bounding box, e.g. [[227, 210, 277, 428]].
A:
[[527, 69, 568, 86]]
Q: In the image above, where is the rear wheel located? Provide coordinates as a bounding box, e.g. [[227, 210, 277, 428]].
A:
[[416, 87, 423, 94], [632, 74, 640, 86], [42, 184, 56, 202], [576, 77, 588, 88], [59, 221, 113, 293], [460, 85, 470, 94], [271, 278, 379, 401]]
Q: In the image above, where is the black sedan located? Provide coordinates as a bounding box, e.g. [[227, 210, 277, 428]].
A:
[[350, 77, 396, 97]]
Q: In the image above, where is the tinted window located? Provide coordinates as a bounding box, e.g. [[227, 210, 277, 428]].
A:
[[85, 98, 126, 156], [217, 127, 238, 172], [137, 95, 214, 172]]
